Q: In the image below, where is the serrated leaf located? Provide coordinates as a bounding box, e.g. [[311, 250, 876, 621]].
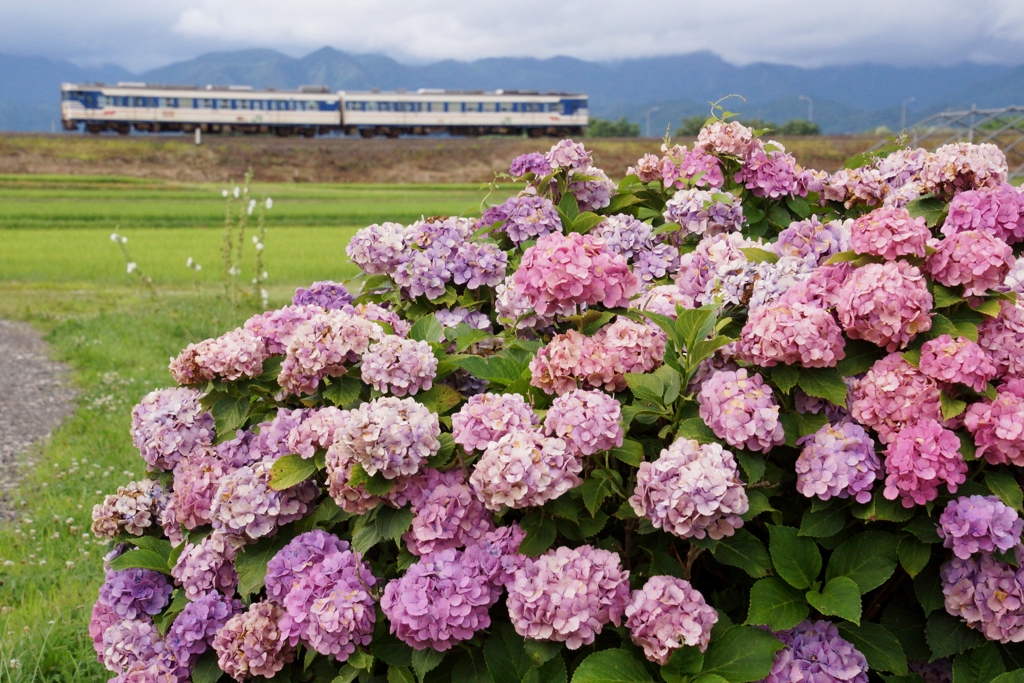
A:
[[797, 367, 849, 407], [389, 667, 416, 683], [806, 577, 862, 624], [109, 548, 173, 575], [800, 504, 849, 538], [372, 632, 414, 667], [824, 250, 861, 265], [975, 299, 1003, 318], [676, 417, 719, 444], [348, 463, 394, 497], [933, 284, 965, 309], [322, 375, 362, 407], [747, 577, 810, 631], [735, 451, 766, 484], [376, 506, 413, 543], [412, 648, 446, 681], [941, 392, 968, 421], [906, 196, 948, 228], [915, 570, 946, 617], [571, 212, 605, 233], [268, 454, 317, 491], [825, 531, 899, 594], [769, 525, 822, 589], [898, 536, 932, 578], [211, 393, 250, 441], [787, 196, 811, 218], [570, 649, 652, 683], [524, 640, 563, 667], [610, 439, 644, 466], [485, 623, 537, 683], [927, 611, 986, 659], [426, 432, 457, 469], [990, 672, 1024, 683], [902, 349, 922, 368], [740, 247, 779, 264], [331, 665, 360, 683], [904, 516, 942, 544], [348, 649, 374, 670], [837, 622, 908, 675], [235, 533, 294, 597], [985, 471, 1024, 511], [192, 650, 225, 683], [836, 340, 885, 377], [352, 519, 383, 554], [713, 529, 772, 578], [415, 384, 463, 414], [743, 490, 777, 522], [625, 372, 665, 406], [654, 365, 682, 404], [771, 365, 799, 393], [581, 475, 615, 517], [953, 642, 1005, 683], [452, 651, 494, 683], [701, 626, 784, 683], [662, 647, 705, 683], [519, 511, 557, 557]]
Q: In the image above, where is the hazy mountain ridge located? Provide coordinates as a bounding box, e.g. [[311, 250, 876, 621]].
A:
[[1, 47, 1021, 134]]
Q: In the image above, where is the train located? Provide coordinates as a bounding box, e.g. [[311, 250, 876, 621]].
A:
[[60, 83, 589, 138]]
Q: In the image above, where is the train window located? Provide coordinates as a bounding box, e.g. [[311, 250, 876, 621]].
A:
[[481, 102, 497, 112], [499, 102, 513, 112]]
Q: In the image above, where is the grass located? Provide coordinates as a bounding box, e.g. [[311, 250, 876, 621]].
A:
[[0, 175, 506, 681]]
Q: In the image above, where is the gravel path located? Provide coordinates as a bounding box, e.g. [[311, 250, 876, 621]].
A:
[[0, 319, 78, 520]]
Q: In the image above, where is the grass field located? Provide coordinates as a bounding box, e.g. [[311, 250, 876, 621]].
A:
[[0, 175, 507, 682]]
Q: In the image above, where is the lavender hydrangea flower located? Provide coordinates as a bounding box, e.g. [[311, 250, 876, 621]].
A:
[[393, 247, 453, 300], [292, 281, 353, 309], [403, 468, 494, 556], [592, 214, 654, 260], [883, 419, 967, 507], [795, 422, 880, 504], [361, 335, 437, 397], [625, 576, 718, 664], [210, 459, 318, 540], [169, 327, 267, 385], [91, 479, 167, 539], [630, 438, 748, 540], [451, 392, 538, 453], [265, 530, 352, 601], [501, 195, 562, 245], [634, 243, 682, 282], [346, 222, 411, 275], [450, 241, 508, 289], [334, 397, 439, 479], [171, 532, 239, 601], [381, 548, 498, 651], [545, 139, 592, 170], [130, 388, 214, 472], [101, 618, 164, 674], [252, 407, 308, 461], [543, 389, 624, 457], [746, 255, 817, 312], [212, 600, 294, 681], [470, 429, 582, 510], [568, 165, 615, 212], [285, 406, 347, 459], [98, 568, 173, 620], [663, 188, 744, 237], [698, 369, 785, 452], [507, 545, 630, 650], [941, 553, 1024, 642], [938, 495, 1023, 559], [696, 120, 756, 157], [434, 306, 491, 331], [278, 309, 383, 395], [244, 304, 321, 355], [774, 216, 850, 264], [165, 591, 241, 667], [510, 152, 552, 177], [761, 620, 869, 683]]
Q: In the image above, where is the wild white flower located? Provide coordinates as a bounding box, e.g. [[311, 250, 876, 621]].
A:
[[255, 242, 264, 252], [228, 266, 241, 276], [261, 271, 268, 279], [251, 235, 259, 244], [247, 199, 256, 215], [195, 264, 202, 271], [233, 186, 240, 198], [126, 262, 137, 274], [186, 257, 194, 267], [265, 197, 273, 209], [121, 236, 128, 244], [9, 659, 20, 669], [110, 233, 120, 242], [221, 189, 229, 198]]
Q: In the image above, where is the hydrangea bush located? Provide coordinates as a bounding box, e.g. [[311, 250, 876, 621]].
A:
[[91, 125, 1024, 683]]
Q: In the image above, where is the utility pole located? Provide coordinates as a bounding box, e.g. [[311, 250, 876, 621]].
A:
[[902, 97, 916, 131], [645, 106, 659, 138], [798, 95, 813, 123]]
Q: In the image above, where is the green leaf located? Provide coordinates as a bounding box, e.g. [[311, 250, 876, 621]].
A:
[[676, 418, 719, 444], [485, 623, 538, 683], [452, 651, 495, 683], [191, 650, 225, 683], [268, 454, 317, 491], [713, 529, 773, 578], [409, 314, 444, 343], [747, 577, 810, 631], [415, 384, 463, 414], [898, 536, 932, 578], [735, 451, 766, 484], [582, 474, 616, 517], [768, 205, 792, 228], [331, 665, 360, 683], [915, 570, 946, 616], [372, 632, 414, 667], [571, 211, 605, 233], [119, 535, 173, 558], [926, 611, 986, 659], [933, 283, 966, 309], [376, 506, 414, 543], [676, 306, 719, 351], [990, 672, 1024, 683], [348, 463, 394, 497], [322, 375, 362, 407], [109, 548, 173, 575], [882, 600, 931, 661], [835, 340, 885, 377], [610, 439, 645, 466], [825, 531, 899, 594], [786, 196, 811, 218], [625, 372, 665, 406], [806, 577, 862, 624], [655, 365, 683, 404], [426, 432, 457, 469], [210, 393, 250, 440], [570, 649, 652, 683], [941, 392, 968, 421], [348, 649, 374, 670], [352, 518, 383, 554], [662, 647, 705, 683], [389, 667, 416, 683], [524, 640, 563, 667], [929, 313, 961, 339], [904, 516, 942, 544], [953, 642, 1005, 683], [235, 533, 293, 597], [769, 525, 822, 589], [519, 511, 557, 557], [975, 299, 1003, 318], [412, 648, 446, 682], [797, 367, 849, 407], [824, 250, 861, 265], [902, 349, 922, 368], [837, 622, 908, 675], [536, 656, 567, 683], [771, 365, 800, 393], [740, 247, 779, 264], [800, 504, 849, 538], [906, 196, 948, 228], [701, 625, 784, 683], [985, 471, 1024, 511], [743, 490, 777, 522], [558, 193, 580, 222]]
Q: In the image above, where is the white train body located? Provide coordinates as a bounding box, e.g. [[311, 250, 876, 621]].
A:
[[60, 83, 588, 137]]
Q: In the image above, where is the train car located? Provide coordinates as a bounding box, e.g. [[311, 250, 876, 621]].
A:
[[60, 83, 341, 136], [60, 83, 588, 137]]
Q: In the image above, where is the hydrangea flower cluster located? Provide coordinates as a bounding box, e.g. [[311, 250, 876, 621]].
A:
[[291, 280, 353, 309], [938, 495, 1023, 559], [452, 393, 539, 452], [511, 231, 639, 316], [774, 216, 850, 264], [964, 381, 1024, 466], [360, 335, 437, 396], [212, 600, 294, 680], [91, 479, 167, 538], [130, 387, 214, 471], [733, 142, 801, 198], [98, 568, 174, 620], [403, 468, 494, 555], [166, 591, 241, 667], [763, 620, 870, 683], [919, 335, 997, 391], [483, 195, 562, 244], [630, 438, 749, 539], [509, 152, 552, 177], [941, 554, 1024, 642], [920, 142, 1008, 196], [172, 532, 239, 600], [507, 545, 630, 650], [592, 213, 654, 260], [211, 459, 318, 540], [943, 184, 1024, 244], [978, 300, 1024, 378], [332, 396, 440, 479], [624, 576, 718, 664], [795, 422, 880, 503], [883, 419, 967, 507], [696, 120, 756, 157], [169, 327, 267, 385], [836, 260, 933, 351], [850, 353, 944, 443], [662, 188, 744, 236], [278, 309, 383, 395], [927, 229, 1014, 296], [345, 222, 410, 275], [567, 165, 616, 212], [849, 206, 930, 259], [543, 388, 624, 456], [243, 304, 322, 355], [469, 429, 581, 510], [738, 301, 846, 368], [698, 369, 785, 452]]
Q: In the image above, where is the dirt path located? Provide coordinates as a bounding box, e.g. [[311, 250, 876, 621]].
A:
[[0, 320, 77, 520]]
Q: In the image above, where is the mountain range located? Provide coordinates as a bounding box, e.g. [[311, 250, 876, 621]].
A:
[[2, 47, 1022, 134]]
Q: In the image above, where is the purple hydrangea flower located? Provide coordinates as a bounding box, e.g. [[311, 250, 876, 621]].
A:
[[663, 188, 744, 237], [403, 468, 494, 556], [265, 530, 352, 602], [212, 600, 294, 681], [761, 620, 869, 683], [545, 140, 592, 170], [168, 455, 228, 529], [346, 222, 411, 275], [698, 369, 785, 452], [543, 389, 623, 457], [98, 568, 174, 620], [165, 591, 242, 667], [286, 406, 347, 459], [510, 152, 553, 177], [89, 600, 120, 661], [101, 618, 165, 674], [470, 429, 582, 510], [334, 397, 439, 479], [292, 281, 353, 309], [393, 247, 453, 300], [361, 335, 437, 397], [244, 304, 321, 355], [734, 143, 801, 198], [941, 553, 1024, 642], [630, 438, 748, 540], [171, 532, 239, 601], [278, 309, 383, 395], [130, 388, 214, 472], [938, 495, 1024, 559], [568, 165, 615, 212], [592, 214, 654, 260], [252, 407, 308, 461], [381, 548, 499, 651], [507, 545, 630, 650], [462, 523, 527, 590], [625, 576, 718, 664], [775, 217, 850, 264], [634, 243, 682, 283], [450, 241, 508, 289], [452, 393, 539, 453], [501, 195, 562, 245], [795, 422, 880, 504], [210, 460, 318, 540]]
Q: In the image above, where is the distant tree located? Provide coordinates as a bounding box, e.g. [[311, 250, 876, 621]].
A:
[[778, 119, 821, 135], [586, 117, 641, 137]]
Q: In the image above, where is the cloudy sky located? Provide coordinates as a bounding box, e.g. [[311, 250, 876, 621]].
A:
[[3, 0, 1024, 72]]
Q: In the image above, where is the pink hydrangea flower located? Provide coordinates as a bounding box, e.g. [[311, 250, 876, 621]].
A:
[[469, 429, 581, 510], [511, 232, 640, 316], [635, 284, 697, 318], [130, 387, 214, 472], [849, 206, 930, 260], [568, 165, 616, 212], [403, 468, 494, 556], [507, 545, 630, 650], [212, 601, 294, 681], [360, 335, 438, 397], [964, 382, 1024, 467], [169, 454, 228, 529], [625, 576, 718, 664], [462, 524, 527, 590], [920, 142, 1008, 196], [849, 354, 943, 444], [836, 260, 933, 352], [630, 438, 748, 539], [927, 230, 1014, 296], [346, 222, 411, 275], [698, 369, 785, 452], [943, 184, 1024, 244], [243, 304, 322, 355], [278, 309, 383, 395], [452, 393, 539, 453], [883, 419, 967, 507], [169, 327, 267, 385], [628, 152, 662, 182], [938, 495, 1023, 560], [284, 406, 347, 459], [734, 143, 800, 198], [739, 301, 846, 368], [543, 389, 623, 457], [795, 422, 880, 504], [941, 553, 1024, 643], [210, 459, 318, 540], [91, 479, 167, 539], [171, 531, 239, 601], [978, 299, 1024, 379], [696, 120, 756, 157], [333, 397, 439, 480], [919, 335, 997, 392], [545, 139, 592, 170]]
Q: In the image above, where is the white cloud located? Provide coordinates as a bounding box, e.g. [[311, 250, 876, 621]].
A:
[[3, 0, 1024, 70]]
